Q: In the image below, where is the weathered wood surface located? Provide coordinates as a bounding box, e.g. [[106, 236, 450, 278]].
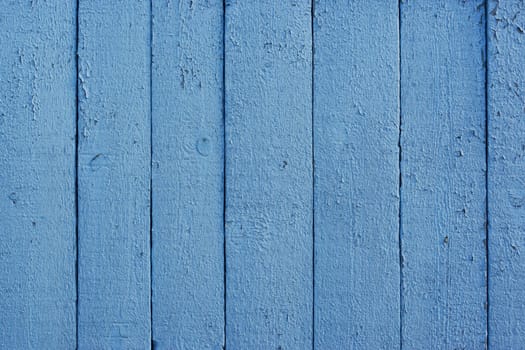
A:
[[151, 0, 225, 348], [77, 1, 151, 348], [0, 1, 77, 348], [488, 0, 525, 348], [400, 2, 487, 348], [224, 1, 313, 348], [313, 1, 400, 348], [2, 2, 525, 348]]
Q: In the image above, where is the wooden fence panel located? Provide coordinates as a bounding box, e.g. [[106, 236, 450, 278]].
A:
[[151, 1, 225, 348], [0, 1, 77, 348], [400, 2, 487, 348], [77, 1, 151, 348], [313, 1, 401, 348], [488, 0, 525, 347], [225, 1, 313, 348]]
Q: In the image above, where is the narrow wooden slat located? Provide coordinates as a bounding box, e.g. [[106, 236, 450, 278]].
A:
[[400, 2, 487, 348], [313, 1, 400, 348], [488, 0, 525, 347], [0, 1, 77, 348], [151, 0, 224, 348], [77, 1, 151, 348], [224, 0, 313, 347]]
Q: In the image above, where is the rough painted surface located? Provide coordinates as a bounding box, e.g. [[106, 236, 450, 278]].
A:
[[4, 2, 525, 348], [224, 0, 313, 348], [488, 0, 525, 348], [313, 1, 400, 348], [400, 1, 487, 349], [0, 1, 77, 348], [151, 0, 224, 349], [77, 1, 151, 348]]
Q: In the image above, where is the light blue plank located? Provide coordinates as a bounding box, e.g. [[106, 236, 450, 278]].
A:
[[488, 0, 525, 347], [400, 1, 487, 348], [0, 1, 77, 348], [151, 0, 224, 348], [77, 1, 151, 348], [225, 0, 313, 347], [313, 1, 400, 348]]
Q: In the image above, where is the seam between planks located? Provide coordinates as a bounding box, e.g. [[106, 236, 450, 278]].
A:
[[398, 1, 404, 349], [484, 1, 490, 348], [310, 1, 316, 349], [75, 0, 80, 348], [149, 0, 154, 348], [222, 0, 227, 348]]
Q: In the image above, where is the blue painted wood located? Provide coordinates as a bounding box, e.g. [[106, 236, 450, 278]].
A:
[[313, 1, 400, 348], [488, 0, 525, 347], [224, 0, 313, 347], [77, 1, 151, 348], [4, 2, 525, 347], [151, 1, 224, 349], [0, 1, 77, 348], [400, 1, 487, 348]]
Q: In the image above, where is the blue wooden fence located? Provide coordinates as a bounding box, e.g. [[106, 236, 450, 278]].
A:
[[0, 1, 524, 349]]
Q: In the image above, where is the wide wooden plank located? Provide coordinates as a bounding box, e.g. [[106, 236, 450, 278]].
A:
[[313, 1, 400, 348], [0, 1, 77, 348], [224, 0, 313, 347], [77, 1, 151, 348], [151, 1, 224, 348], [400, 2, 487, 348], [488, 0, 525, 347]]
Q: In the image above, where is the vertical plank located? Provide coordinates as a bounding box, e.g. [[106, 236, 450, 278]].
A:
[[151, 0, 224, 348], [488, 0, 525, 347], [77, 1, 151, 348], [400, 1, 487, 348], [313, 1, 400, 348], [0, 1, 77, 348], [224, 0, 313, 347]]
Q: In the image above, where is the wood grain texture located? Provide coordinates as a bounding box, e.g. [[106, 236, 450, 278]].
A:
[[0, 1, 77, 348], [400, 1, 487, 348], [5, 2, 525, 348], [488, 0, 525, 347], [224, 0, 313, 348], [313, 1, 400, 348], [77, 1, 151, 348], [151, 0, 224, 348]]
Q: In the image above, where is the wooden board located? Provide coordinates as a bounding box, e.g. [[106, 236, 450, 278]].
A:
[[488, 0, 525, 347], [400, 1, 487, 348], [313, 1, 400, 348], [77, 1, 151, 348], [0, 1, 77, 348], [151, 0, 224, 348], [224, 0, 313, 347]]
